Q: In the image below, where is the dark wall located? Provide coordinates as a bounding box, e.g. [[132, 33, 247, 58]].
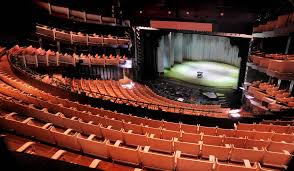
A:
[[138, 30, 162, 80], [0, 0, 35, 46]]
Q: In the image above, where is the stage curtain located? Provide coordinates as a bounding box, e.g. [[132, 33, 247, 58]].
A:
[[159, 33, 241, 69]]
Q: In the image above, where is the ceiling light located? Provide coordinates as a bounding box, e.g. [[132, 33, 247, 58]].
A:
[[139, 10, 142, 14], [186, 11, 190, 15], [220, 12, 224, 16], [168, 11, 171, 15]]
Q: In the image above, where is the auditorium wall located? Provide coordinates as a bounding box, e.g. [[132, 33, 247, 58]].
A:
[[157, 32, 241, 72]]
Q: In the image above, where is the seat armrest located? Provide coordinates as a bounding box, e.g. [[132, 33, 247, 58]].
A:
[[87, 134, 96, 140], [16, 142, 35, 152], [175, 150, 181, 158], [114, 140, 122, 147], [42, 123, 52, 129], [89, 159, 101, 168], [64, 128, 73, 135], [283, 150, 290, 155], [243, 159, 251, 168], [51, 150, 65, 160], [209, 155, 215, 162], [143, 146, 150, 152]]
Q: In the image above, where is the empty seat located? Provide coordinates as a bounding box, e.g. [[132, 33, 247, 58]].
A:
[[163, 121, 181, 131], [26, 119, 55, 144], [147, 134, 173, 153], [77, 133, 108, 158], [223, 137, 246, 148], [50, 126, 81, 151], [123, 121, 142, 134], [271, 133, 294, 143], [78, 120, 103, 138], [202, 135, 223, 146], [252, 131, 273, 141], [181, 123, 198, 133], [140, 146, 175, 170], [262, 149, 291, 169], [182, 132, 202, 143], [107, 140, 140, 165], [176, 151, 215, 171], [198, 125, 217, 135], [236, 130, 254, 139], [162, 128, 181, 140], [123, 130, 148, 147], [216, 159, 258, 171], [270, 125, 289, 133], [201, 144, 231, 161], [216, 128, 236, 137], [174, 138, 200, 157], [245, 139, 270, 150], [100, 125, 123, 142], [268, 141, 294, 153], [230, 145, 264, 163], [142, 125, 161, 138]]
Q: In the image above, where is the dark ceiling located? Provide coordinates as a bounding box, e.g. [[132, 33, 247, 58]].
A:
[[40, 0, 294, 33], [46, 0, 294, 23]]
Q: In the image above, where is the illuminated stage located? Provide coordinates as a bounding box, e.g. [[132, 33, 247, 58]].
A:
[[164, 61, 239, 88]]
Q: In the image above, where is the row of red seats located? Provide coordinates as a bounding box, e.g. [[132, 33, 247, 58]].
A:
[[0, 59, 292, 169], [2, 133, 113, 170], [250, 81, 294, 108], [253, 12, 294, 33], [0, 93, 290, 170], [261, 120, 294, 126], [249, 55, 294, 74], [8, 45, 127, 67], [0, 79, 294, 151], [250, 54, 294, 61], [37, 25, 130, 46], [36, 1, 130, 26], [67, 78, 228, 117]]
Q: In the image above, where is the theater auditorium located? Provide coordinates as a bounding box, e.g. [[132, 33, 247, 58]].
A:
[[0, 0, 294, 171]]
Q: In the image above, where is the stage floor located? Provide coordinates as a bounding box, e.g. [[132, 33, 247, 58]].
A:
[[164, 61, 239, 88]]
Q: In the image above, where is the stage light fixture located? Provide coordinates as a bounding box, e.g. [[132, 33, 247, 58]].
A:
[[186, 11, 190, 15], [168, 11, 171, 15], [220, 12, 224, 16], [139, 10, 143, 14]]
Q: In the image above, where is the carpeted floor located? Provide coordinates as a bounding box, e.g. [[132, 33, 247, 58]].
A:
[[164, 61, 239, 88]]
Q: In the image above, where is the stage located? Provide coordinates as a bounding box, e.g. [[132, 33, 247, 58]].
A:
[[164, 61, 239, 88]]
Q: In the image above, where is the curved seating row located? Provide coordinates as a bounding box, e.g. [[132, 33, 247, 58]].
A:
[[35, 1, 130, 27], [36, 25, 130, 46], [261, 120, 294, 126], [0, 105, 290, 171], [8, 45, 127, 67], [250, 55, 294, 74], [0, 65, 292, 170], [1, 70, 293, 146], [2, 133, 115, 170], [253, 12, 294, 33], [248, 81, 293, 109], [70, 78, 226, 113], [0, 81, 294, 154]]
